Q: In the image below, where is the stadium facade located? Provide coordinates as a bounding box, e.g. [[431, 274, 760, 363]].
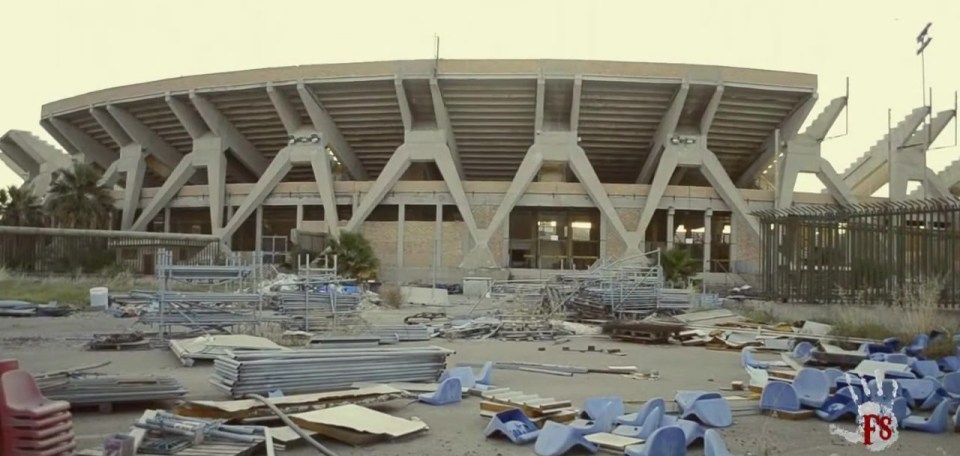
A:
[[2, 60, 958, 282]]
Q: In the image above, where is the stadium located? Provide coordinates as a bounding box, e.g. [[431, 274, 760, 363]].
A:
[[2, 59, 958, 282]]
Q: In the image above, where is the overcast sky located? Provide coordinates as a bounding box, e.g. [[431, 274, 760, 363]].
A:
[[1, 0, 957, 195]]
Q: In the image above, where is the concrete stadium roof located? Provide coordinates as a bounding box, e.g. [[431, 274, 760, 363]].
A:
[[40, 59, 817, 185]]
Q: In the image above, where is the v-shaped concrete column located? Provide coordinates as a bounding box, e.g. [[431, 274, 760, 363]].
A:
[[460, 131, 644, 268], [774, 96, 857, 208], [114, 144, 147, 230], [220, 141, 340, 242], [130, 135, 225, 232], [129, 94, 265, 234], [345, 129, 491, 264], [889, 109, 956, 200], [637, 141, 760, 241]]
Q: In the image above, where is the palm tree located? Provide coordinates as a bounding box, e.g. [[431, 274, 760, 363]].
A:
[[660, 248, 697, 287], [327, 231, 380, 280], [0, 185, 44, 227], [44, 163, 114, 229]]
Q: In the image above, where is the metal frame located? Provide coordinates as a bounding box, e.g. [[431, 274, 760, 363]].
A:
[[152, 249, 265, 343]]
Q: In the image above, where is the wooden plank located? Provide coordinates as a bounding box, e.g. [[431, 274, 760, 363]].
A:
[[585, 432, 643, 452], [479, 406, 578, 427], [534, 400, 572, 411], [761, 409, 815, 420]]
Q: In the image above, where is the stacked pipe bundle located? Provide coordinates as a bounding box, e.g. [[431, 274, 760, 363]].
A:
[[211, 346, 453, 398]]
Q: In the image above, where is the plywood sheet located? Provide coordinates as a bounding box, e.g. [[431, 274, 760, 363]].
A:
[[291, 404, 428, 445]]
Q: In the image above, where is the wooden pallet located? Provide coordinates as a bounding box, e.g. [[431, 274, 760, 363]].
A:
[[477, 388, 578, 427]]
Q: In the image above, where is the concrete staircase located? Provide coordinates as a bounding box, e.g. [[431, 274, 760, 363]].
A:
[[758, 97, 848, 185], [6, 130, 68, 164], [801, 96, 848, 140], [831, 107, 928, 196], [910, 156, 960, 197]]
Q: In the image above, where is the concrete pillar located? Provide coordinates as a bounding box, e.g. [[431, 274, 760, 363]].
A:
[[599, 213, 608, 258], [704, 209, 713, 272], [163, 207, 171, 233], [666, 208, 676, 250], [397, 203, 405, 268], [435, 203, 443, 268], [254, 206, 263, 253], [296, 203, 304, 230], [729, 218, 737, 273]]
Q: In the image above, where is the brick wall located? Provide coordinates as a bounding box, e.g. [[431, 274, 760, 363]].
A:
[[403, 221, 435, 267], [732, 213, 760, 273], [441, 221, 465, 267], [359, 222, 398, 268]]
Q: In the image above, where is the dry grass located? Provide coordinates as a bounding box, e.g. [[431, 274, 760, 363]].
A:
[[829, 278, 948, 341], [0, 268, 210, 306], [379, 283, 406, 309], [731, 279, 959, 343]]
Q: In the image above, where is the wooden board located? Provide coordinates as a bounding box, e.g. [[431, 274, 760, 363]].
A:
[[290, 404, 428, 445], [585, 432, 643, 452]]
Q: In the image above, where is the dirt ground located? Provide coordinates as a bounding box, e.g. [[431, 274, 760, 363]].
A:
[[1, 303, 957, 456]]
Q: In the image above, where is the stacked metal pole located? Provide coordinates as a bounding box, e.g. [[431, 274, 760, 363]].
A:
[[39, 374, 188, 405], [366, 324, 432, 342], [210, 346, 453, 397]]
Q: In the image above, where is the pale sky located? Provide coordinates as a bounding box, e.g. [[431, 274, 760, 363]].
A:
[[1, 0, 958, 195]]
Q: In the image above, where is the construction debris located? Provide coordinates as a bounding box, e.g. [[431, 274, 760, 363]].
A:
[[0, 300, 69, 317], [85, 332, 150, 350], [77, 410, 267, 456], [210, 346, 454, 397], [177, 385, 406, 421], [477, 388, 578, 427]]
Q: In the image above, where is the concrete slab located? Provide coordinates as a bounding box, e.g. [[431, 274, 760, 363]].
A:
[[401, 286, 450, 306]]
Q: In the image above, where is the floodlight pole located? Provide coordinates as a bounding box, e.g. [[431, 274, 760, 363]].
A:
[[916, 22, 933, 199]]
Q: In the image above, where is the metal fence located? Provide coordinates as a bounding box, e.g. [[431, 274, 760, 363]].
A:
[[0, 226, 223, 275], [756, 198, 960, 307]]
